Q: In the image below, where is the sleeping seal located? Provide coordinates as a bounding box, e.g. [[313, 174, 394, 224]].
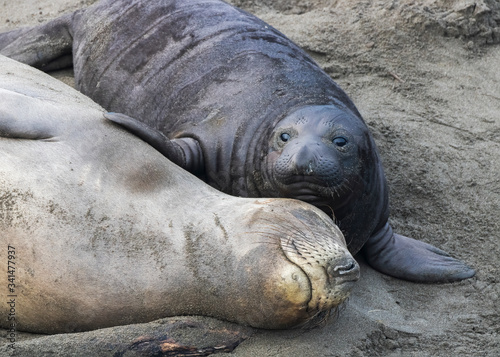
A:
[[0, 55, 359, 334], [0, 0, 474, 282]]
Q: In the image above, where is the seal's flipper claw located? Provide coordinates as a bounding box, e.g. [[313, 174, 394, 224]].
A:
[[0, 13, 74, 71], [362, 223, 475, 283], [105, 112, 204, 174]]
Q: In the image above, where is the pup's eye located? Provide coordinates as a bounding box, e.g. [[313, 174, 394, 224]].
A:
[[333, 137, 348, 147], [280, 133, 291, 142]]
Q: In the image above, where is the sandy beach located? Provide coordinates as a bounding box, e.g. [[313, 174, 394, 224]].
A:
[[0, 0, 499, 355]]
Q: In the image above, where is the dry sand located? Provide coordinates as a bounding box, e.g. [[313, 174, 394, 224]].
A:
[[0, 0, 499, 356]]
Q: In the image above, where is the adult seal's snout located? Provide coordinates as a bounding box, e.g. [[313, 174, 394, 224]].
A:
[[277, 206, 360, 313]]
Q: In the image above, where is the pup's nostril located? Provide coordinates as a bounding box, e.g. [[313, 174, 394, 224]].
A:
[[305, 162, 314, 175]]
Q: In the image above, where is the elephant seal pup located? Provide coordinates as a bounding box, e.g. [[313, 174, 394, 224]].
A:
[[0, 55, 359, 334], [0, 0, 474, 283]]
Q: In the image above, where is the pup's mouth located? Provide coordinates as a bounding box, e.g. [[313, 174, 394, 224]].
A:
[[276, 180, 354, 210]]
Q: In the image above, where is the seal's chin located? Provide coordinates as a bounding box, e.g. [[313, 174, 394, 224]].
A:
[[283, 183, 334, 204], [294, 304, 342, 330], [276, 179, 354, 209]]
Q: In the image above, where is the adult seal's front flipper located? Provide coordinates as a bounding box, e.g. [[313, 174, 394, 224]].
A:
[[105, 112, 204, 174], [0, 88, 59, 140], [0, 13, 74, 71], [362, 223, 476, 283]]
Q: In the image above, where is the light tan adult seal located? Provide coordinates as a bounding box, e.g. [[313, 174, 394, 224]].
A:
[[0, 55, 359, 334]]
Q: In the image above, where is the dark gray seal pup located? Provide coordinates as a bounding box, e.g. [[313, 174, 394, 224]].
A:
[[0, 0, 474, 283], [0, 55, 359, 333]]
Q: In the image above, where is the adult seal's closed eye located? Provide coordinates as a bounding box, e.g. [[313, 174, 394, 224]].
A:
[[0, 55, 359, 334], [0, 0, 475, 283]]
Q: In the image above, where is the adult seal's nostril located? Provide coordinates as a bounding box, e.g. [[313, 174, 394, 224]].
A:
[[328, 258, 360, 281]]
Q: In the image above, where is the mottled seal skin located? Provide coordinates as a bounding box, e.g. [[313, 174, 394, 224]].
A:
[[0, 55, 359, 333], [0, 0, 475, 283]]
